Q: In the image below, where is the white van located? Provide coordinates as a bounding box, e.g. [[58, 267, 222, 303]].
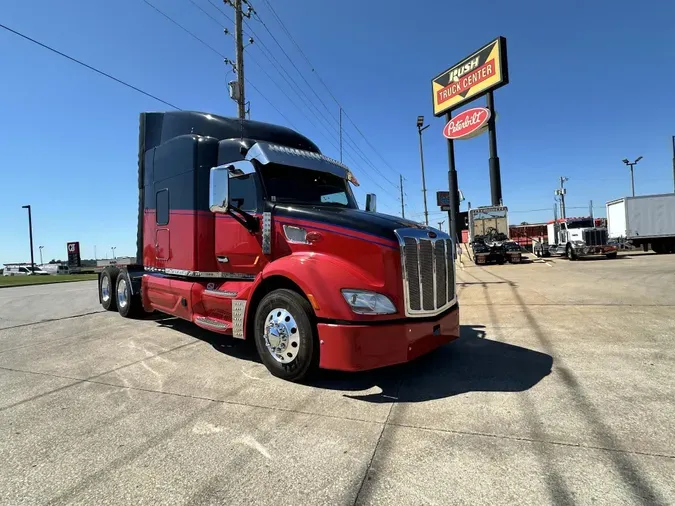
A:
[[2, 265, 50, 276]]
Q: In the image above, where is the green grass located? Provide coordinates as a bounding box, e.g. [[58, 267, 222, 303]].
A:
[[0, 274, 97, 288]]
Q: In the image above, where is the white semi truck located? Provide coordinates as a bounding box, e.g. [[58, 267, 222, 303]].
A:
[[533, 217, 617, 260], [606, 194, 675, 254]]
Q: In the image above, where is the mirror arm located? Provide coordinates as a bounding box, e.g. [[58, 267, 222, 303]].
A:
[[228, 205, 259, 233]]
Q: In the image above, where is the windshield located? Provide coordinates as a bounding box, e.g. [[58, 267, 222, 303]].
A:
[[260, 164, 358, 208], [567, 219, 593, 229]]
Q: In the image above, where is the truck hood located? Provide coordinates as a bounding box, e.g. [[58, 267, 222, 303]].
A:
[[273, 204, 429, 242]]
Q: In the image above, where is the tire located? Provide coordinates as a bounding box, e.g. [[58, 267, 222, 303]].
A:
[[652, 242, 664, 254], [606, 252, 618, 259], [100, 266, 120, 311], [566, 244, 577, 261], [116, 270, 144, 318], [253, 288, 319, 382]]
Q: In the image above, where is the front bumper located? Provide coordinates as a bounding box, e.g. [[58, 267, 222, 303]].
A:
[[574, 245, 617, 256], [317, 304, 460, 371]]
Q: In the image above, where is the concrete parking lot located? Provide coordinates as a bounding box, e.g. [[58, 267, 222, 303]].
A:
[[1, 252, 674, 505]]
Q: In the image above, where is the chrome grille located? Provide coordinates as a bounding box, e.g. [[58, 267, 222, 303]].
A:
[[583, 228, 608, 246], [397, 229, 456, 317]]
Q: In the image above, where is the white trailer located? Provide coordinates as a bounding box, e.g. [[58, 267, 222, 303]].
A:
[[606, 194, 675, 254]]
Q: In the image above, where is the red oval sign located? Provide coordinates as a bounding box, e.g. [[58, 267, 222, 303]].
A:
[[442, 107, 491, 140]]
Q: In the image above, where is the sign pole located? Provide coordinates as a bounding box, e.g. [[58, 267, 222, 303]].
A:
[[446, 111, 459, 247], [486, 91, 502, 206]]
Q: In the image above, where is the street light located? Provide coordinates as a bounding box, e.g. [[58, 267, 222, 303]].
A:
[[21, 205, 35, 272], [39, 246, 44, 266], [622, 157, 643, 197], [111, 246, 116, 260], [416, 115, 430, 226]]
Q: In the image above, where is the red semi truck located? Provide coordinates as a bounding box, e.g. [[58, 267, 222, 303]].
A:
[[98, 111, 459, 381]]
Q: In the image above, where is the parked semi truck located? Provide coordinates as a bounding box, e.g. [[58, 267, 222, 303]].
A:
[[97, 111, 459, 382], [607, 194, 675, 254], [468, 206, 521, 264], [533, 217, 617, 259]]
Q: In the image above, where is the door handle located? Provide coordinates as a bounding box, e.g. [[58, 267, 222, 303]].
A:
[[217, 256, 229, 263]]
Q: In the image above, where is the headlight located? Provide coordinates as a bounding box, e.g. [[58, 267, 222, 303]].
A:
[[341, 290, 396, 315]]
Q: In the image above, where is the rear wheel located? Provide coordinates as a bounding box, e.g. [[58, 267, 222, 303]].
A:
[[606, 252, 618, 259], [566, 244, 577, 261], [99, 267, 120, 311], [652, 242, 665, 254], [116, 271, 144, 318], [254, 289, 319, 382]]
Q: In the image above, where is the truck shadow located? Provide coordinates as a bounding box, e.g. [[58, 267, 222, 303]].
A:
[[316, 325, 553, 403], [156, 318, 552, 403]]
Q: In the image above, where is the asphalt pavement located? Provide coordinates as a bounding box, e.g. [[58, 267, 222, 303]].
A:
[[0, 253, 674, 505]]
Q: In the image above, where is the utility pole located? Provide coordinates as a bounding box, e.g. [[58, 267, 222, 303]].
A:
[[39, 246, 44, 266], [416, 116, 430, 226], [555, 177, 569, 219], [233, 0, 246, 119], [437, 220, 445, 232], [111, 247, 116, 260], [399, 174, 405, 218], [21, 205, 35, 272], [589, 200, 594, 223]]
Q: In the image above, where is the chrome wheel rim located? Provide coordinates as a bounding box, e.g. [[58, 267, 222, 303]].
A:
[[101, 276, 110, 303], [117, 278, 128, 309], [263, 308, 300, 363]]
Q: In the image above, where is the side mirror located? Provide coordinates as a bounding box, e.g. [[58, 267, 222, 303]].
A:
[[365, 193, 377, 213], [209, 165, 230, 213]]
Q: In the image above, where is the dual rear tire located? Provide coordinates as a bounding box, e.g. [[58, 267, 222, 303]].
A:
[[99, 267, 143, 318]]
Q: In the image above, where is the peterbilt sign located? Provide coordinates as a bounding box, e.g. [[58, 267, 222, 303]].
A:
[[443, 107, 490, 140], [432, 37, 509, 116]]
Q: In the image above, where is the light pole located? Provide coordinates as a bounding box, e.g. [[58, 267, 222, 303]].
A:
[[622, 157, 643, 197], [21, 205, 35, 272], [416, 115, 430, 226], [39, 246, 44, 266], [554, 177, 569, 219], [111, 246, 116, 260]]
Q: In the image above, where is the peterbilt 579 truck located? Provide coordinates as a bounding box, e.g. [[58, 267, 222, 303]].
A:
[[98, 111, 459, 382], [533, 217, 617, 259], [468, 206, 522, 264]]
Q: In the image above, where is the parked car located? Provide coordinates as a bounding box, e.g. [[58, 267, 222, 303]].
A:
[[2, 265, 50, 276]]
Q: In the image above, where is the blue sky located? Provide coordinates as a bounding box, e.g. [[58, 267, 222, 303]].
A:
[[1, 0, 674, 264]]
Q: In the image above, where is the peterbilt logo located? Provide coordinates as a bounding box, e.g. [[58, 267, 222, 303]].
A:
[[443, 107, 490, 140]]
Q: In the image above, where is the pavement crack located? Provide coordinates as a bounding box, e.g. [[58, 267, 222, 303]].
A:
[[352, 379, 402, 505], [389, 420, 675, 461], [0, 310, 105, 331]]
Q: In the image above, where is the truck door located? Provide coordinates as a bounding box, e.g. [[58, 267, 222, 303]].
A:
[[214, 161, 263, 277], [155, 188, 171, 261]]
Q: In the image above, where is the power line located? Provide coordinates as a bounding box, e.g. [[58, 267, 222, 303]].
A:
[[256, 0, 400, 184], [143, 0, 295, 126], [188, 1, 397, 194], [248, 7, 398, 189], [0, 22, 180, 110]]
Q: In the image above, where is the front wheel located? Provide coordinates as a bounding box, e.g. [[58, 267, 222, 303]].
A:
[[566, 244, 577, 261], [254, 289, 319, 382]]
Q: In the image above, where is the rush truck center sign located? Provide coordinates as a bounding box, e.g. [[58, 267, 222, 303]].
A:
[[432, 37, 509, 116]]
